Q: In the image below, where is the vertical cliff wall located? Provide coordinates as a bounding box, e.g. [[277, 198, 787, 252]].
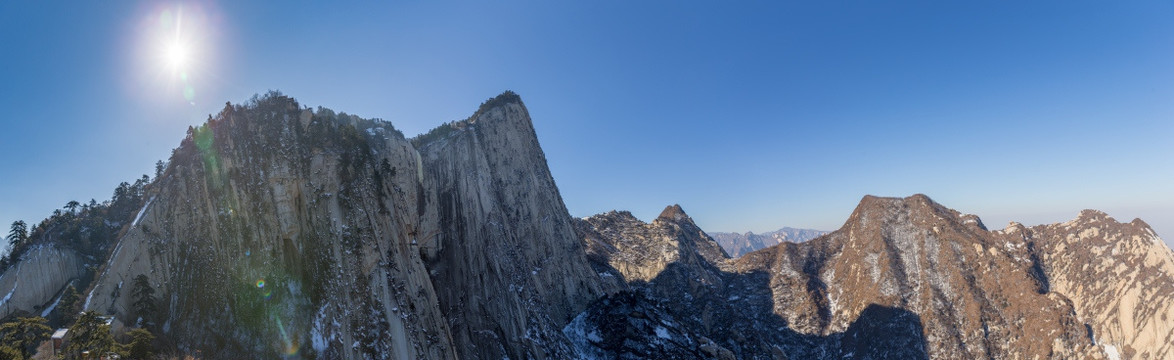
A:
[[0, 245, 86, 319], [415, 98, 603, 359], [82, 92, 603, 359]]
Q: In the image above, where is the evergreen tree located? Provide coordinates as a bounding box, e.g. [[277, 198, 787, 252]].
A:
[[57, 284, 81, 325], [122, 328, 155, 360], [65, 200, 80, 214], [0, 345, 20, 360], [0, 316, 51, 358], [155, 160, 166, 179], [6, 221, 26, 248], [65, 312, 114, 359], [131, 275, 158, 330]]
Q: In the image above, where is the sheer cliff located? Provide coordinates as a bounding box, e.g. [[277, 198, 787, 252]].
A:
[[1012, 211, 1174, 359], [4, 91, 1170, 360], [570, 195, 1174, 359], [82, 92, 602, 359]]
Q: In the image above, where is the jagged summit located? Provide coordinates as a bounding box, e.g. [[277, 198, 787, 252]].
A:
[[655, 204, 690, 223], [2, 92, 1172, 359], [410, 90, 527, 148]]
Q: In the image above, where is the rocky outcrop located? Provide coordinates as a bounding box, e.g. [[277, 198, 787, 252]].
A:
[[0, 245, 86, 319], [83, 92, 603, 359], [1013, 210, 1174, 359], [571, 203, 932, 359], [54, 90, 1174, 359], [734, 195, 1102, 358], [709, 227, 828, 258], [414, 97, 604, 359], [574, 195, 1117, 359]]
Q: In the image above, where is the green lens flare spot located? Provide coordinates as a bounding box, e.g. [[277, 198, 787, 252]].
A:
[[256, 279, 265, 288]]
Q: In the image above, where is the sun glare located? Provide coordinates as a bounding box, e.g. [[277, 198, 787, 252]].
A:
[[135, 4, 219, 105], [166, 41, 189, 71]]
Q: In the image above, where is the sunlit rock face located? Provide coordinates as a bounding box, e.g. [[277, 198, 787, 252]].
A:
[[570, 195, 1141, 359], [1018, 211, 1174, 359], [0, 245, 86, 319], [734, 195, 1101, 358], [84, 92, 603, 359], [71, 91, 1174, 359]]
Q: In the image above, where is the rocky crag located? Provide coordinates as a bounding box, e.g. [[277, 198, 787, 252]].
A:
[[571, 195, 1173, 359], [82, 91, 601, 359], [709, 227, 828, 258], [1, 91, 1171, 359]]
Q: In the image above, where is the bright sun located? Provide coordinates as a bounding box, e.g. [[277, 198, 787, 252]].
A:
[[166, 41, 189, 71]]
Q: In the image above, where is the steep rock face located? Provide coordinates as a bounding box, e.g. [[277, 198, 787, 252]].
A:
[[710, 227, 828, 258], [414, 99, 604, 359], [1013, 211, 1174, 359], [574, 206, 727, 290], [734, 195, 1099, 358], [574, 195, 1108, 359], [84, 92, 603, 359], [571, 204, 930, 359], [86, 96, 455, 359], [0, 245, 86, 319]]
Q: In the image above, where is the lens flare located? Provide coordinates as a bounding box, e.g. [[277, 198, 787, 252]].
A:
[[256, 279, 265, 288], [134, 3, 220, 106]]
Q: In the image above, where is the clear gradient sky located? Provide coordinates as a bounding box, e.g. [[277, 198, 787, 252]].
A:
[[1, 1, 1172, 252]]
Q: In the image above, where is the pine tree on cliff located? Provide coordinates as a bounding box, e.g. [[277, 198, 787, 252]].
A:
[[123, 328, 156, 360], [0, 316, 51, 358], [66, 311, 115, 359], [57, 284, 81, 325], [6, 221, 26, 248], [131, 274, 158, 330]]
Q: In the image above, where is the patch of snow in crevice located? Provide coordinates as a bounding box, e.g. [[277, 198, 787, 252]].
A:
[[40, 282, 70, 317], [0, 281, 17, 309], [654, 325, 671, 340], [86, 237, 128, 311], [131, 196, 156, 227], [1103, 344, 1120, 360]]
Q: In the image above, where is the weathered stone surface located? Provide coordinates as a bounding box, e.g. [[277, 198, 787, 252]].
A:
[[1017, 210, 1174, 359], [573, 195, 1118, 359], [82, 92, 603, 359], [414, 99, 604, 359], [0, 245, 86, 319]]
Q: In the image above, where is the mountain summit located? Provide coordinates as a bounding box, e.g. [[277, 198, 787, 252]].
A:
[[0, 94, 1170, 359]]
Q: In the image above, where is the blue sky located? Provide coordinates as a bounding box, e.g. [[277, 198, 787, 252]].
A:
[[1, 1, 1172, 250]]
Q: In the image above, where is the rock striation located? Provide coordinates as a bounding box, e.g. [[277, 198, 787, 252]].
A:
[[82, 92, 602, 359], [3, 91, 1169, 359], [1010, 210, 1174, 359], [0, 245, 86, 319], [570, 195, 1168, 359]]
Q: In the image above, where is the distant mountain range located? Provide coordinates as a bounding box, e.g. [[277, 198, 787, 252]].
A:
[[0, 92, 1170, 359], [708, 227, 828, 257]]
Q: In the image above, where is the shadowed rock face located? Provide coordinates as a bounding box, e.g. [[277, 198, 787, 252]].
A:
[[82, 92, 602, 359], [1015, 211, 1174, 359], [734, 195, 1100, 358], [573, 195, 1154, 359], [12, 91, 1171, 359]]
